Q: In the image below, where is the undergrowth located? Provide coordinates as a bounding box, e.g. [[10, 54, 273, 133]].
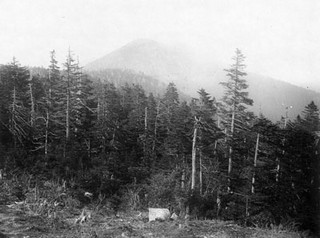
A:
[[0, 169, 316, 238]]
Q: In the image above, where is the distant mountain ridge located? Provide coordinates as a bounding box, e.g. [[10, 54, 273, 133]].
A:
[[85, 39, 320, 122], [85, 39, 199, 93]]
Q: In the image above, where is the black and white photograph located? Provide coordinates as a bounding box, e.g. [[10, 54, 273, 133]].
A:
[[0, 0, 319, 237]]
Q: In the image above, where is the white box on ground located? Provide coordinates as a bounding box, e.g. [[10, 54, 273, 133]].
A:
[[148, 208, 170, 221]]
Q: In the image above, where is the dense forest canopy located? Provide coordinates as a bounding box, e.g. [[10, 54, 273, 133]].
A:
[[0, 49, 319, 234]]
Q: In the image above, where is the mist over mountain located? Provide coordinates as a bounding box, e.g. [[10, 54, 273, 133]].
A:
[[85, 39, 199, 93], [85, 39, 320, 122]]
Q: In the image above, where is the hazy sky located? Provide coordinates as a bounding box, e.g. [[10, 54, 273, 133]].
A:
[[1, 0, 320, 90]]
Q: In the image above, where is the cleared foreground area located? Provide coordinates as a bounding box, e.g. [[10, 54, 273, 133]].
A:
[[0, 204, 309, 238]]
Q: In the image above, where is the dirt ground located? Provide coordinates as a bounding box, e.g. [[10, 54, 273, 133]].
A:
[[0, 204, 305, 238]]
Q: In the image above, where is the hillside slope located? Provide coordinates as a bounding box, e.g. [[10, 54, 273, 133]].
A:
[[85, 39, 320, 121]]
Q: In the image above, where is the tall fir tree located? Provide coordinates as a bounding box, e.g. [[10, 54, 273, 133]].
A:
[[190, 89, 222, 193], [220, 49, 253, 192], [301, 101, 319, 132], [158, 83, 181, 169], [0, 59, 30, 149], [62, 49, 83, 162]]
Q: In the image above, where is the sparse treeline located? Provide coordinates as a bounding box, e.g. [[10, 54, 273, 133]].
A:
[[0, 49, 319, 233]]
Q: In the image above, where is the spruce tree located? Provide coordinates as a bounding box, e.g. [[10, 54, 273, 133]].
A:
[[302, 101, 319, 132], [0, 59, 30, 150], [145, 93, 158, 167], [190, 89, 222, 194], [94, 81, 122, 165], [61, 49, 83, 161], [46, 50, 65, 158], [159, 83, 181, 169], [220, 49, 253, 192]]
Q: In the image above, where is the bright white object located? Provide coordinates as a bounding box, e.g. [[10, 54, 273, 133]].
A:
[[148, 208, 170, 221]]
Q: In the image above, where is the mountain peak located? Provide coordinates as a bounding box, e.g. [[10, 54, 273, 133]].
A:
[[84, 39, 195, 87], [85, 40, 320, 121], [123, 39, 162, 48]]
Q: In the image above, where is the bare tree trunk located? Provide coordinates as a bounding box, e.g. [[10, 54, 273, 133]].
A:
[[29, 82, 35, 127], [191, 117, 199, 191], [45, 110, 49, 160], [144, 106, 148, 161], [199, 150, 203, 195], [228, 106, 235, 193], [251, 133, 259, 194], [227, 146, 232, 193], [230, 106, 235, 135], [144, 107, 148, 131]]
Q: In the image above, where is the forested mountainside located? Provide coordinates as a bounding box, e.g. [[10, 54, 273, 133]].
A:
[[85, 39, 320, 122], [0, 48, 319, 236], [87, 69, 191, 102]]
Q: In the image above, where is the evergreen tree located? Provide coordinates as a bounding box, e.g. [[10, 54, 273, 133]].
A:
[[27, 71, 47, 156], [189, 89, 221, 193], [161, 82, 180, 133], [158, 83, 181, 169], [0, 59, 30, 152], [145, 93, 158, 167], [94, 81, 123, 174], [247, 116, 283, 224], [63, 49, 77, 143], [220, 49, 253, 192], [278, 122, 318, 231], [61, 49, 84, 162], [301, 101, 319, 132], [72, 72, 95, 170], [45, 50, 66, 158]]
